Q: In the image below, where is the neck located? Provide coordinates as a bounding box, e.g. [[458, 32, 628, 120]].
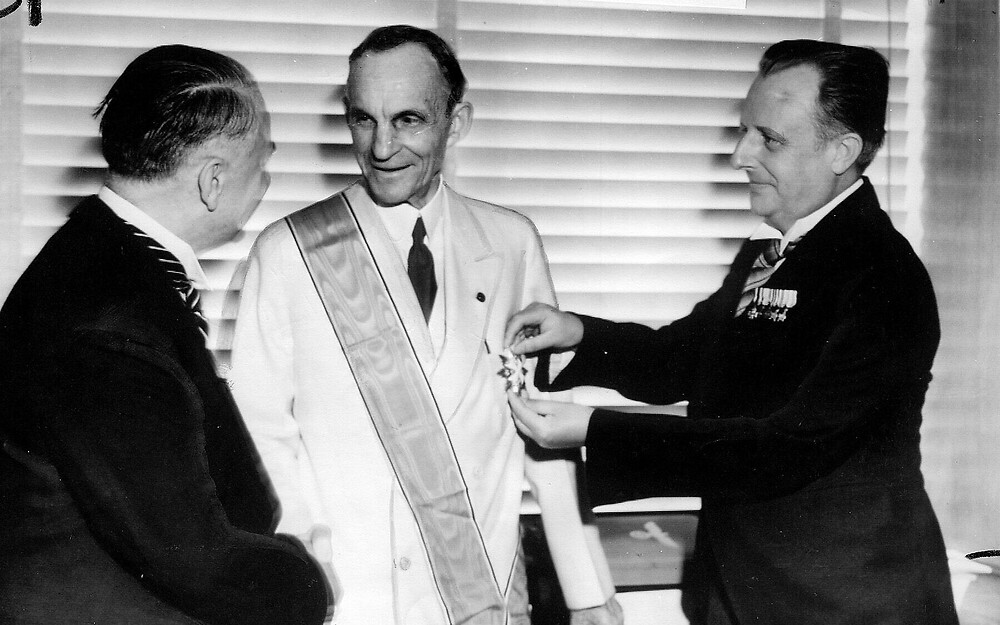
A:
[[767, 172, 862, 234], [410, 174, 443, 210], [106, 174, 210, 251], [767, 174, 863, 235]]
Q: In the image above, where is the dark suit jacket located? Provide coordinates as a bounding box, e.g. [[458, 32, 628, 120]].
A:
[[0, 197, 330, 625], [541, 180, 958, 624]]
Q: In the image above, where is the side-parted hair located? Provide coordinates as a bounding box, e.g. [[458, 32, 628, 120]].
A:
[[760, 39, 889, 173], [94, 44, 262, 180], [348, 25, 467, 113]]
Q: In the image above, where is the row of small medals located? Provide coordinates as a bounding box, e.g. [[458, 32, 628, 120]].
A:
[[745, 287, 797, 322]]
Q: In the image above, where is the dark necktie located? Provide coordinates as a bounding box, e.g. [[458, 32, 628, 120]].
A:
[[407, 217, 437, 323], [734, 237, 797, 318], [128, 224, 210, 337]]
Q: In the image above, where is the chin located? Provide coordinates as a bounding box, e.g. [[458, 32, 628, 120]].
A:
[[365, 182, 409, 207], [369, 192, 408, 207]]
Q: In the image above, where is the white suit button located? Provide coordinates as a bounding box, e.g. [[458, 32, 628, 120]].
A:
[[399, 557, 411, 570]]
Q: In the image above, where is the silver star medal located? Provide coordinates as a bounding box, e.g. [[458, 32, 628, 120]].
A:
[[499, 347, 528, 394]]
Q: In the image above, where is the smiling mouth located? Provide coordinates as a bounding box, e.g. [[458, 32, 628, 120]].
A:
[[373, 164, 409, 174]]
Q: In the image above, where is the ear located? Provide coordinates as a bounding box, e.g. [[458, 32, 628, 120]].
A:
[[197, 157, 226, 212], [446, 101, 474, 148], [830, 132, 863, 176]]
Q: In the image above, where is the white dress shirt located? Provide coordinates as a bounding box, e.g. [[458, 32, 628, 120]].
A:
[[374, 179, 446, 356]]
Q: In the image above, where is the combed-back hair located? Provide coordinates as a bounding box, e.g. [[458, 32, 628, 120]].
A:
[[348, 25, 467, 113], [94, 44, 262, 180], [760, 39, 889, 173]]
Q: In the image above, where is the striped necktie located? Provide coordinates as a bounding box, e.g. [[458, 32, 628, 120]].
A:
[[126, 224, 209, 337], [735, 237, 797, 318]]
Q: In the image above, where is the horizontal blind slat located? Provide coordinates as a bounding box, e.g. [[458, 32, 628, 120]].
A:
[[14, 2, 918, 361], [41, 0, 435, 26]]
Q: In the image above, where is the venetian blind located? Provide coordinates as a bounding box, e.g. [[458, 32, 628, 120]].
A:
[[13, 0, 914, 363], [16, 0, 439, 354], [452, 0, 914, 406], [454, 0, 912, 331]]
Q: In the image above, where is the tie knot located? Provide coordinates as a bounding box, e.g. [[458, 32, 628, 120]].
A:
[[412, 216, 427, 243]]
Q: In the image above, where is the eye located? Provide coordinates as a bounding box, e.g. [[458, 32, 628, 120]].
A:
[[347, 112, 375, 130], [762, 133, 781, 148], [394, 114, 426, 130]]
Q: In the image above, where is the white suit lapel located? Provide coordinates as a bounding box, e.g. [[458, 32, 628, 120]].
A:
[[430, 187, 501, 421], [343, 183, 436, 368]]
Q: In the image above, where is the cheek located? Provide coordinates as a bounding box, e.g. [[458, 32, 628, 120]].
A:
[[414, 129, 450, 158], [766, 158, 797, 188], [351, 133, 373, 157]]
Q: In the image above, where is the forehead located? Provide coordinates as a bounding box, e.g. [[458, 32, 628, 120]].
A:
[[743, 64, 822, 131], [347, 43, 449, 112]]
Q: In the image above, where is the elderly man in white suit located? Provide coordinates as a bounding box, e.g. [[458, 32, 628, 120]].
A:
[[229, 25, 620, 625]]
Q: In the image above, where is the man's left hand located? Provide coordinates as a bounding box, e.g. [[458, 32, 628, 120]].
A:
[[570, 596, 624, 625], [507, 391, 593, 449]]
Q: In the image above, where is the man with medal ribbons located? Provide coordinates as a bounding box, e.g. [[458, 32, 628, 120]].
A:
[[506, 39, 958, 625]]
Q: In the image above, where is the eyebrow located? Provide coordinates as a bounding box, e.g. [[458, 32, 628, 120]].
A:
[[345, 101, 438, 120], [755, 125, 788, 143], [344, 103, 362, 116], [393, 109, 430, 119]]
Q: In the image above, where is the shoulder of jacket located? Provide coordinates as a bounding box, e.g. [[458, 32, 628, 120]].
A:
[[61, 298, 185, 366], [252, 210, 302, 254], [264, 186, 360, 242], [449, 187, 542, 238]]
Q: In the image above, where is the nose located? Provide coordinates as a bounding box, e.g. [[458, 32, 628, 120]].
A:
[[371, 123, 398, 161], [730, 131, 753, 170]]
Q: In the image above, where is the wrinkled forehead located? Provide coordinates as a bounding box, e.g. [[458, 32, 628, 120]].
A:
[[346, 43, 450, 112]]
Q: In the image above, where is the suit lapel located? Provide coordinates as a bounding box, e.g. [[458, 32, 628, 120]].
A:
[[430, 187, 501, 421], [86, 199, 207, 339], [726, 180, 883, 323], [747, 180, 883, 300]]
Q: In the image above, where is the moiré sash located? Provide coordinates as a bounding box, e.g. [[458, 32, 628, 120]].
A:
[[286, 193, 506, 625]]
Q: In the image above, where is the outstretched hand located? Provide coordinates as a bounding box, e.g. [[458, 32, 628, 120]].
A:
[[507, 391, 593, 449], [504, 302, 584, 356]]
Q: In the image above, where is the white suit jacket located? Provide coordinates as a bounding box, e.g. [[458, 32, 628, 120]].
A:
[[229, 182, 613, 624]]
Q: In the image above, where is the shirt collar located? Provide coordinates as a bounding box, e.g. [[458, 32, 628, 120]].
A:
[[98, 186, 210, 289], [748, 178, 864, 253], [374, 177, 445, 242]]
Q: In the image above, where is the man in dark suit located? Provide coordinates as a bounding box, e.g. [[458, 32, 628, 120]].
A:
[[504, 40, 959, 625], [0, 45, 331, 624]]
